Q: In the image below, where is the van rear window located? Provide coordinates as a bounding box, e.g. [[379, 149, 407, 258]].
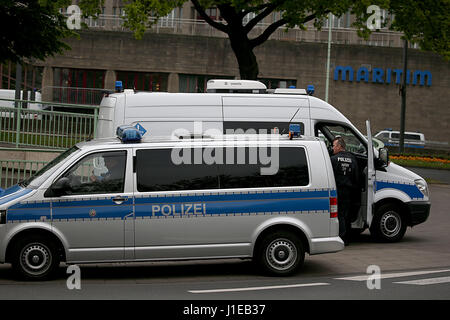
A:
[[136, 147, 309, 192]]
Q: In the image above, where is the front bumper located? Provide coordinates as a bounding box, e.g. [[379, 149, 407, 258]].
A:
[[407, 201, 431, 226]]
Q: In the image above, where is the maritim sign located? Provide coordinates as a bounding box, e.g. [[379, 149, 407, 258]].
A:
[[334, 65, 432, 86]]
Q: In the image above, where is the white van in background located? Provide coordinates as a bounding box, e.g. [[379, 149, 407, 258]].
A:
[[0, 89, 43, 119], [96, 79, 431, 243], [374, 129, 425, 148], [0, 89, 42, 110]]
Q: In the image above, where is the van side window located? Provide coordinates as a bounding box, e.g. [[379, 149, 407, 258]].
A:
[[136, 149, 219, 192], [405, 134, 420, 140], [219, 147, 309, 188], [136, 147, 309, 192], [59, 151, 127, 195], [224, 122, 304, 135]]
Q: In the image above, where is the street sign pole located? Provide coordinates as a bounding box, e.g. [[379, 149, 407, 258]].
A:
[[399, 39, 408, 153], [325, 13, 332, 103]]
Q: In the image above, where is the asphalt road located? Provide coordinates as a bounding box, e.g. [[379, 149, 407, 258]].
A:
[[405, 166, 450, 185], [0, 184, 448, 302]]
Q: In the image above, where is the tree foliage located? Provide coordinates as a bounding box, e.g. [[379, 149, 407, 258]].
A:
[[0, 0, 103, 63], [1, 0, 448, 76], [123, 0, 449, 79]]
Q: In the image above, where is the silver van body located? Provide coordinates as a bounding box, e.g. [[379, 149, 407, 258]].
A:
[[0, 134, 343, 279]]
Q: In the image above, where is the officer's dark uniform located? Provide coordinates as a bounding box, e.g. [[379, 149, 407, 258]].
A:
[[331, 150, 359, 241]]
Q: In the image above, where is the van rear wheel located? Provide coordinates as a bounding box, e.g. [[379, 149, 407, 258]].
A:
[[370, 204, 407, 242], [256, 231, 305, 276]]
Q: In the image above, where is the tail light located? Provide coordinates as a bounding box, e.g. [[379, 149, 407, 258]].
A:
[[330, 197, 338, 218]]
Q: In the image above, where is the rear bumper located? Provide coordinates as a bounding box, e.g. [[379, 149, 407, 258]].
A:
[[407, 201, 431, 226], [310, 236, 344, 255]]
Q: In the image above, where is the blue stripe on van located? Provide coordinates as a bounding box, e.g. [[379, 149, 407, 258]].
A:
[[52, 197, 133, 221], [134, 189, 329, 204], [7, 189, 334, 221], [375, 181, 424, 199], [0, 187, 33, 206], [135, 190, 330, 218]]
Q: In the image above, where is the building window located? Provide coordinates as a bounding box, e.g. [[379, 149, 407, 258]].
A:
[[1, 62, 43, 92], [258, 78, 297, 89], [196, 7, 221, 21], [116, 71, 168, 92], [53, 67, 106, 105], [324, 11, 351, 29], [179, 74, 231, 93]]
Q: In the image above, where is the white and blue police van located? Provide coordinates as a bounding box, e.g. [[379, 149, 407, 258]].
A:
[[98, 80, 431, 242], [0, 125, 344, 280]]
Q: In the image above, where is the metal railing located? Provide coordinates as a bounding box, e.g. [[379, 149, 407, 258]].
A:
[[0, 158, 48, 189], [0, 98, 99, 149], [45, 86, 107, 105], [69, 14, 405, 48]]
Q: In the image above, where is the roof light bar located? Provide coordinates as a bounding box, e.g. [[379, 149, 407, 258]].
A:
[[116, 125, 142, 143]]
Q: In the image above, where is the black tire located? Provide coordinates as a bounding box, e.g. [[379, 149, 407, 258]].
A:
[[256, 231, 305, 276], [12, 236, 60, 280], [370, 204, 407, 242]]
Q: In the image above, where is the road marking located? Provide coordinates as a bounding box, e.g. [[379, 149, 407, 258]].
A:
[[335, 269, 450, 281], [394, 276, 450, 286], [188, 282, 330, 294]]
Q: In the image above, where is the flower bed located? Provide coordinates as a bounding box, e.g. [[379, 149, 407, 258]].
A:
[[390, 154, 450, 169]]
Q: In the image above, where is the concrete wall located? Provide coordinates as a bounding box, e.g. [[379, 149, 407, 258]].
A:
[[35, 31, 449, 142]]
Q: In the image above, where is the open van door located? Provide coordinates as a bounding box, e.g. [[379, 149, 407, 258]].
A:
[[365, 120, 376, 227]]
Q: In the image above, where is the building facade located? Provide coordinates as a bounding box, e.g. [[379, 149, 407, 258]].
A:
[[1, 1, 449, 141]]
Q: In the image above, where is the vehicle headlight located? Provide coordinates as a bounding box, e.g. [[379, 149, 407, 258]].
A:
[[415, 179, 429, 197]]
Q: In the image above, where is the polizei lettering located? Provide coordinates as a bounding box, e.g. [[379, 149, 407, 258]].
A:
[[337, 157, 353, 163], [151, 202, 207, 217]]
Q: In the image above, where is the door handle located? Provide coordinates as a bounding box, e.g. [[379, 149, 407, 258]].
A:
[[112, 196, 127, 204]]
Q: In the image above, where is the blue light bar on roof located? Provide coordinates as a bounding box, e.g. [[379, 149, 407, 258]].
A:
[[116, 125, 142, 143], [115, 81, 123, 93], [288, 123, 301, 139]]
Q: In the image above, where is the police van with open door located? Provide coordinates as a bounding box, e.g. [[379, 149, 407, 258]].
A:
[[97, 80, 431, 243]]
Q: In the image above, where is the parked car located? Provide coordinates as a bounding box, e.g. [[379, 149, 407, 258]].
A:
[[374, 129, 425, 148]]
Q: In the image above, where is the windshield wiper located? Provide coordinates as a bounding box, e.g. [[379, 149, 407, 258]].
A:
[[18, 179, 29, 188]]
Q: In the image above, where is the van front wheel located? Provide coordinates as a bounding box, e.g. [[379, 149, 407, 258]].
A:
[[370, 204, 407, 242], [12, 236, 60, 280], [256, 231, 305, 276]]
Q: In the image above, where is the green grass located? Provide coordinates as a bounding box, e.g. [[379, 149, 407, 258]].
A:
[[390, 159, 450, 170]]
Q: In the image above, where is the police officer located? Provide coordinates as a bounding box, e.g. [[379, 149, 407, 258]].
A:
[[331, 136, 359, 245]]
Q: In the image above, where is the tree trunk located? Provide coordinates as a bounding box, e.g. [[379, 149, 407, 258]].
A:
[[228, 34, 259, 80]]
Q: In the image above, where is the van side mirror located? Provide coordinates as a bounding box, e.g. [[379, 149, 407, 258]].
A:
[[45, 177, 70, 197], [378, 147, 389, 167]]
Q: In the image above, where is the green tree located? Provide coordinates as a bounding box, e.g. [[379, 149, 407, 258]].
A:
[[0, 0, 103, 63], [123, 0, 449, 79]]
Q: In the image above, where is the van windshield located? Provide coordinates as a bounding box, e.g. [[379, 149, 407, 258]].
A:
[[20, 146, 80, 189]]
